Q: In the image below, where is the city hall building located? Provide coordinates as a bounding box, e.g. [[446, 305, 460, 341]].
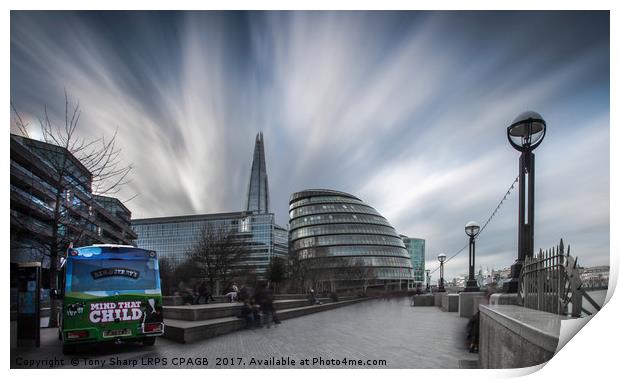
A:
[[289, 189, 414, 291]]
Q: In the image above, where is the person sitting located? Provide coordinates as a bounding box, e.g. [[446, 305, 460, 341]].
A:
[[225, 290, 237, 303], [224, 282, 238, 303], [308, 289, 321, 305]]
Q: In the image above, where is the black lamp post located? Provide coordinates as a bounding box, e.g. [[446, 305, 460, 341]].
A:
[[425, 269, 431, 292], [464, 221, 481, 292], [437, 253, 446, 292], [504, 111, 546, 293]]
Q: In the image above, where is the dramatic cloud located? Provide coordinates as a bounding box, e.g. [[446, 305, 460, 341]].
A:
[[10, 11, 609, 279]]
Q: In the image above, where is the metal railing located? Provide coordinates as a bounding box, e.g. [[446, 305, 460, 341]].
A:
[[518, 239, 601, 317]]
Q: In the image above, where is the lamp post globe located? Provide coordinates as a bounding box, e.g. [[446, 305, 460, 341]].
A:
[[507, 111, 546, 151], [465, 221, 480, 237], [464, 221, 481, 292], [437, 253, 447, 292], [504, 111, 546, 293]]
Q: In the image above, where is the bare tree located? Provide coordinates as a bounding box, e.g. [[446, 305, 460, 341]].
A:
[[11, 92, 134, 327], [187, 224, 247, 295], [287, 252, 309, 293], [266, 256, 287, 294], [348, 258, 377, 294]]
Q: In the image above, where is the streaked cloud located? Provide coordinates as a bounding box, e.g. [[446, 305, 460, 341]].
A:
[[10, 11, 609, 278]]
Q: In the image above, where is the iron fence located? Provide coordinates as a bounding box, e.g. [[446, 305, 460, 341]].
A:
[[518, 239, 600, 317]]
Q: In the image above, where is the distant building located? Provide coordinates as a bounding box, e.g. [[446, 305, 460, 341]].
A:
[[10, 134, 137, 268], [289, 189, 413, 292], [452, 275, 467, 288], [400, 235, 425, 284], [580, 266, 609, 289], [132, 132, 288, 278]]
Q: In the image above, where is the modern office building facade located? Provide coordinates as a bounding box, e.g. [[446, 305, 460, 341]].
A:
[[10, 133, 137, 268], [289, 189, 413, 291], [132, 132, 288, 278], [400, 235, 425, 284], [132, 212, 288, 276]]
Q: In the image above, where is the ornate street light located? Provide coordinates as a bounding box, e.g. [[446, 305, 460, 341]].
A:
[[425, 269, 431, 292], [437, 253, 447, 292], [504, 111, 546, 293], [464, 221, 481, 292]]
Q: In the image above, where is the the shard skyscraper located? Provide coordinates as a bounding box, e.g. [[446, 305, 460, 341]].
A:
[[245, 132, 270, 213]]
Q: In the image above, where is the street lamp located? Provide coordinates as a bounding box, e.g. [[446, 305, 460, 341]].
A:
[[464, 221, 481, 292], [425, 269, 431, 292], [504, 111, 546, 293], [437, 253, 447, 292]]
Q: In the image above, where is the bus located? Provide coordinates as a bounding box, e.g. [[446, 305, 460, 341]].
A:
[[53, 244, 164, 354]]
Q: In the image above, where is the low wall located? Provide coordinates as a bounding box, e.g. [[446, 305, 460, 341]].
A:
[[411, 294, 435, 306], [433, 293, 443, 307], [441, 293, 459, 312], [459, 292, 485, 318], [489, 293, 520, 306], [479, 304, 568, 368]]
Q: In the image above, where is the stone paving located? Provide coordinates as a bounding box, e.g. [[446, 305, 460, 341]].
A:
[[11, 297, 477, 369]]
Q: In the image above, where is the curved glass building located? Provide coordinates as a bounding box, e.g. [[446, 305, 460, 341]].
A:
[[289, 189, 413, 291]]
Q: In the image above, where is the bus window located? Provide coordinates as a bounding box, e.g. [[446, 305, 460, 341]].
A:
[[69, 259, 158, 292]]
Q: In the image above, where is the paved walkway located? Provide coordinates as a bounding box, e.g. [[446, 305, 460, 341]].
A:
[[11, 297, 477, 369]]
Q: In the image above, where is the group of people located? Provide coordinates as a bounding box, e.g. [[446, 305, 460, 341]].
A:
[[174, 280, 216, 305], [238, 281, 281, 328]]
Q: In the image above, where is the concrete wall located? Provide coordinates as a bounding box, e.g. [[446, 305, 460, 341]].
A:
[[479, 304, 568, 368], [489, 293, 520, 305], [441, 293, 459, 312], [411, 294, 435, 306], [433, 293, 443, 307], [458, 292, 485, 318]]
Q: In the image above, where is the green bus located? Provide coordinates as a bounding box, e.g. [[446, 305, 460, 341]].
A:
[[53, 244, 164, 354]]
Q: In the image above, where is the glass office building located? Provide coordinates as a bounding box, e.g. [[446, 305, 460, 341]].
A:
[[289, 189, 413, 291], [132, 212, 288, 276], [400, 235, 426, 284]]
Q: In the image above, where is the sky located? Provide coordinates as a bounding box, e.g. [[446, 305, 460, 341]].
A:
[[10, 11, 610, 279]]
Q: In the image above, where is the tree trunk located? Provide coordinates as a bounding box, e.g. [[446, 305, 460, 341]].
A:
[[47, 241, 60, 328], [48, 270, 60, 327]]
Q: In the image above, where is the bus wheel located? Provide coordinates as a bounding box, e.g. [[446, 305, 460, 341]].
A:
[[143, 337, 156, 346], [62, 344, 76, 355]]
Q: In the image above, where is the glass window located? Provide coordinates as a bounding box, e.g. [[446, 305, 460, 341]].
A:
[[69, 258, 158, 292]]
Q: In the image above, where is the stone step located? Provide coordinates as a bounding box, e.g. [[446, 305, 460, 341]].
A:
[[163, 293, 326, 306], [164, 298, 332, 321], [163, 298, 368, 343]]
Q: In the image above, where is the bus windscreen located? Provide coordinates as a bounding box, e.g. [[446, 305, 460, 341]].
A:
[[69, 258, 158, 292]]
